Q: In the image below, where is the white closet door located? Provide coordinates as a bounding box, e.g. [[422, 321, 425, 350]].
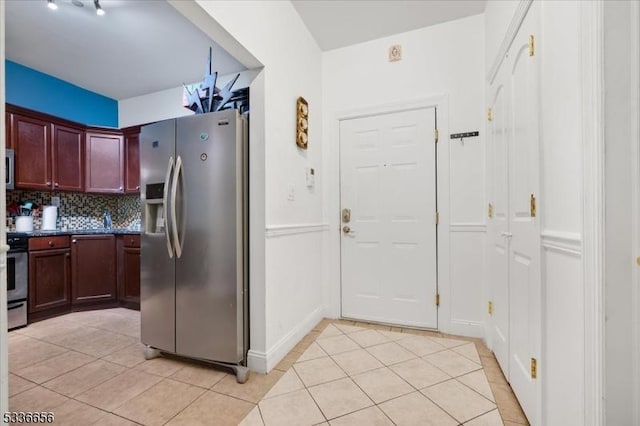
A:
[[488, 66, 511, 377], [507, 7, 541, 425], [340, 108, 438, 328]]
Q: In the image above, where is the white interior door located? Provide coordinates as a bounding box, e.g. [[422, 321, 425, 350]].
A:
[[507, 10, 541, 425], [488, 67, 511, 376], [340, 108, 438, 328]]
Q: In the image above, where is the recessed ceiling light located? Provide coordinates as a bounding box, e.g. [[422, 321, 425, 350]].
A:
[[47, 0, 58, 10]]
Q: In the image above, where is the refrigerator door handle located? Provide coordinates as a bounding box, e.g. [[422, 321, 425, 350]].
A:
[[171, 155, 185, 258], [164, 156, 175, 258]]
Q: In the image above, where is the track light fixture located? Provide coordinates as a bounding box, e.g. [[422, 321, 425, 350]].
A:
[[47, 0, 58, 10], [94, 0, 105, 16]]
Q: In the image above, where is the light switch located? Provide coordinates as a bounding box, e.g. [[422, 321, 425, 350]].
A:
[[306, 167, 315, 189]]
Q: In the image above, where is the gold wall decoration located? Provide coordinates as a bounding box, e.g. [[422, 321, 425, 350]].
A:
[[296, 97, 309, 149]]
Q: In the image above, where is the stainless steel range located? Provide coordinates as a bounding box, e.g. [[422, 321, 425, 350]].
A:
[[7, 232, 28, 330]]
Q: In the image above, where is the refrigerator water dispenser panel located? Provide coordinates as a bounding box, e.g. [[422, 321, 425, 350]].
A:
[[145, 183, 166, 235]]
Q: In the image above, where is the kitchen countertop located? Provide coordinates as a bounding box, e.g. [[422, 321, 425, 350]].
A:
[[25, 228, 140, 237]]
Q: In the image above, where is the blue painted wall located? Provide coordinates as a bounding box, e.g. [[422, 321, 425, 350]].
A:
[[5, 60, 118, 127]]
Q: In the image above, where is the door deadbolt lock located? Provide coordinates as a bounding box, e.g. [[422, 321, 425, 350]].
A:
[[342, 208, 351, 223]]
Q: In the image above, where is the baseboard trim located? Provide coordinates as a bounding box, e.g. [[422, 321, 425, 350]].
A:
[[247, 306, 324, 374], [444, 319, 485, 339]]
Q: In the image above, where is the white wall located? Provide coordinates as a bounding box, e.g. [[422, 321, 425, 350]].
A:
[[183, 0, 324, 372], [604, 2, 638, 424], [118, 71, 259, 128], [322, 14, 486, 337], [538, 3, 585, 423]]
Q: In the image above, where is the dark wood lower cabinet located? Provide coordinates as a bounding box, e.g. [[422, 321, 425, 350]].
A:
[[117, 235, 140, 309], [71, 235, 116, 305], [27, 233, 139, 323], [28, 248, 71, 313]]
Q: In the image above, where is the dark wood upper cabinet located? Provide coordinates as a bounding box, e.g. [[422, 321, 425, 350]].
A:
[[124, 129, 140, 193], [85, 131, 124, 193], [71, 234, 116, 305], [12, 113, 51, 190], [5, 112, 13, 149], [52, 124, 84, 192], [6, 105, 146, 195]]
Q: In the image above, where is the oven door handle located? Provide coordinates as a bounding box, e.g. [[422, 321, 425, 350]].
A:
[[8, 301, 26, 311]]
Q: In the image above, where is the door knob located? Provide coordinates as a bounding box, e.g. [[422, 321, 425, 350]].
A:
[[501, 232, 513, 239], [342, 226, 353, 235]]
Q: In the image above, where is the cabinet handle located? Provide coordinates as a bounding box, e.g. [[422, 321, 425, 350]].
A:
[[135, 185, 140, 190], [48, 240, 54, 247], [72, 239, 77, 244], [54, 182, 59, 187], [119, 186, 123, 191], [46, 181, 51, 186], [66, 253, 70, 258], [130, 239, 134, 244]]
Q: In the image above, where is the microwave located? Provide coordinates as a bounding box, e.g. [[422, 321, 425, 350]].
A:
[[6, 148, 14, 190]]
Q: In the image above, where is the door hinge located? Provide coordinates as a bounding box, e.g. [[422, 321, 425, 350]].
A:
[[435, 211, 440, 225], [487, 107, 493, 122], [530, 193, 537, 217], [434, 128, 439, 143], [529, 35, 535, 56], [531, 357, 538, 379], [488, 301, 493, 315], [435, 294, 440, 307], [488, 203, 494, 219]]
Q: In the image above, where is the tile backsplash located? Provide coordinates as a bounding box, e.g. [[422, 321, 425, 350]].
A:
[[7, 190, 141, 231]]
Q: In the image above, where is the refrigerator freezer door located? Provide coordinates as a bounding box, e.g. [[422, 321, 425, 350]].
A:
[[140, 119, 177, 353], [175, 110, 244, 364]]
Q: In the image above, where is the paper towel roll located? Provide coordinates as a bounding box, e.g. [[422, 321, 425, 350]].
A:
[[16, 216, 33, 233], [42, 206, 58, 231]]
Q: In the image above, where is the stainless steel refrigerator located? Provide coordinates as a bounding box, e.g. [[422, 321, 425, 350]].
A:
[[139, 109, 249, 383]]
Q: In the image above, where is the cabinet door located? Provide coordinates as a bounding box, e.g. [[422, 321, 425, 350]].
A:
[[12, 114, 51, 190], [71, 235, 116, 304], [125, 132, 140, 193], [122, 247, 140, 304], [5, 112, 12, 149], [29, 248, 71, 313], [85, 132, 124, 193], [52, 124, 84, 192]]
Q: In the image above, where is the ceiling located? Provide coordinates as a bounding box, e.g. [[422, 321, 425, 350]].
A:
[[5, 1, 487, 100], [5, 0, 247, 100], [292, 0, 487, 51]]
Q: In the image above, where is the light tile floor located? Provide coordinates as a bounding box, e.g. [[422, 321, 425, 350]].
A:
[[7, 309, 529, 425]]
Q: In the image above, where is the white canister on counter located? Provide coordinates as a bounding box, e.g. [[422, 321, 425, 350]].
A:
[[41, 205, 58, 230], [15, 216, 34, 232]]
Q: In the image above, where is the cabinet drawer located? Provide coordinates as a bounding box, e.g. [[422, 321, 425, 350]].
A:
[[29, 236, 70, 251], [123, 235, 140, 248]]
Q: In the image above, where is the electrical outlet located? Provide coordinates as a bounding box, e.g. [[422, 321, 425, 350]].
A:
[[389, 44, 402, 62], [51, 196, 60, 207]]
